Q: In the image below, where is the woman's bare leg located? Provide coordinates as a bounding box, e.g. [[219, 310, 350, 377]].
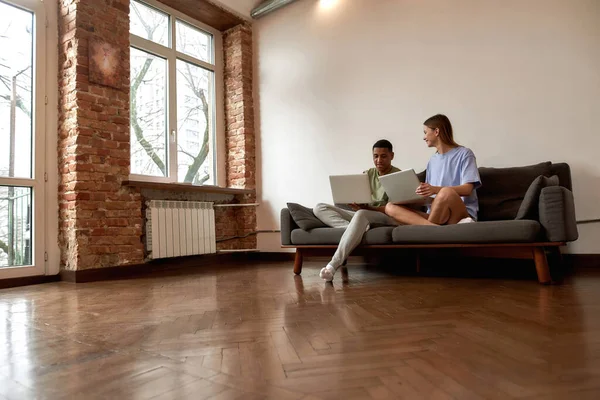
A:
[[428, 187, 469, 225], [385, 203, 436, 226]]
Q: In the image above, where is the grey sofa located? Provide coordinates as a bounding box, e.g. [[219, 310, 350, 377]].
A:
[[281, 162, 578, 284]]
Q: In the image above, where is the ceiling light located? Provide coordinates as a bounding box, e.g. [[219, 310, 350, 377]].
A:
[[319, 0, 338, 10]]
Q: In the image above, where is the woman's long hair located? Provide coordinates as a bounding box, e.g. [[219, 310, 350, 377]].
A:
[[424, 114, 458, 147]]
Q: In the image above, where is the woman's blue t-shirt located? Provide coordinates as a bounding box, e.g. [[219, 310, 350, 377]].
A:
[[426, 146, 482, 220]]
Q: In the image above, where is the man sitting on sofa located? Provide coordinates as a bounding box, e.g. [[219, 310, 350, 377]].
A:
[[313, 139, 402, 282]]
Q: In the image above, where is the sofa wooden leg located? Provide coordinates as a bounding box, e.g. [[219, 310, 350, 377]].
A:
[[293, 249, 303, 275], [533, 247, 551, 284]]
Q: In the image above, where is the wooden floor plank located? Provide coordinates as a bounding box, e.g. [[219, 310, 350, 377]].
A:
[[95, 366, 199, 399], [392, 365, 454, 399], [405, 358, 483, 400], [270, 330, 302, 364], [150, 379, 228, 400]]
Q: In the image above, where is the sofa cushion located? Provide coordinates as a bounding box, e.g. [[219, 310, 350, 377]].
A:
[[291, 226, 395, 245], [392, 220, 541, 244], [539, 186, 578, 242], [363, 227, 396, 244], [477, 161, 552, 221], [515, 175, 559, 220], [550, 163, 572, 191], [286, 202, 327, 230]]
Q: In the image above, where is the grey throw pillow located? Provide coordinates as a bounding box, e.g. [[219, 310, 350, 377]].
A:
[[287, 203, 327, 230], [515, 175, 559, 220], [478, 161, 552, 221]]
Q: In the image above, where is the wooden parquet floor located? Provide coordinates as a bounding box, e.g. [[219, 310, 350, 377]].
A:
[[1, 259, 600, 399]]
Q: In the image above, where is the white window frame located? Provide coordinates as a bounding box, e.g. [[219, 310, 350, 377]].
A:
[[0, 0, 47, 278], [129, 0, 225, 187]]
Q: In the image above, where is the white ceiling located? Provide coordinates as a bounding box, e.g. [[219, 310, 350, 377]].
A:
[[212, 0, 262, 19]]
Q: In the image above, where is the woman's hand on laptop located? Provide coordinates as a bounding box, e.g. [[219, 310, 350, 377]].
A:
[[349, 203, 369, 211], [416, 183, 439, 197]]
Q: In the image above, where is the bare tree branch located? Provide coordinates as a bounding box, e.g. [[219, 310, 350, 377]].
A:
[[0, 239, 8, 256], [130, 57, 166, 175], [178, 147, 196, 159], [132, 3, 157, 40], [183, 123, 210, 183], [194, 174, 210, 185], [179, 62, 211, 183]]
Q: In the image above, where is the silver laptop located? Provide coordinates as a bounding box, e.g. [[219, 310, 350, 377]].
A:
[[329, 174, 372, 204], [379, 169, 426, 204]]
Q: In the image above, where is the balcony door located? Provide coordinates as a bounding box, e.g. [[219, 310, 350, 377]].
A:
[[0, 0, 46, 279]]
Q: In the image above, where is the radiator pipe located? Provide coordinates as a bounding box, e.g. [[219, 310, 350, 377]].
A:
[[576, 218, 600, 225], [216, 230, 280, 243], [213, 203, 259, 207]]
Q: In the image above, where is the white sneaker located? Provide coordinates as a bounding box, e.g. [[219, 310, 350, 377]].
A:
[[458, 217, 475, 224], [319, 265, 335, 282]]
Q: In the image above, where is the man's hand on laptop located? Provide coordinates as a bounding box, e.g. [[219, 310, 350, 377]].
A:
[[349, 204, 387, 213]]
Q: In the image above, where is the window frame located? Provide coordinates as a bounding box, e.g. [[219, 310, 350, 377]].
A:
[[128, 0, 225, 187], [0, 0, 47, 278]]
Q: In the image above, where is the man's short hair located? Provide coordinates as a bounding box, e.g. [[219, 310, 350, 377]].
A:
[[373, 139, 393, 152]]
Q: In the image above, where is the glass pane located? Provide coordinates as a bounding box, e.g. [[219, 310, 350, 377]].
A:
[[0, 186, 32, 268], [130, 48, 168, 177], [0, 1, 33, 179], [130, 0, 169, 47], [176, 59, 215, 185], [176, 20, 212, 63]]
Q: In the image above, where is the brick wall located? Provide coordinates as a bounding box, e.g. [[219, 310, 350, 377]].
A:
[[223, 23, 256, 250], [57, 0, 256, 270], [214, 194, 256, 251], [58, 0, 143, 270]]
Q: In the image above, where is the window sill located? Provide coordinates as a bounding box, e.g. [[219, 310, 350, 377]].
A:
[[122, 180, 254, 195]]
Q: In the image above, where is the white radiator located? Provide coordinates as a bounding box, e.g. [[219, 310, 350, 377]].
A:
[[145, 200, 216, 259]]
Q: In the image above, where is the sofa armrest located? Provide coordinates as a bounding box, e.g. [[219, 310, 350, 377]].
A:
[[538, 186, 578, 242], [280, 208, 298, 246]]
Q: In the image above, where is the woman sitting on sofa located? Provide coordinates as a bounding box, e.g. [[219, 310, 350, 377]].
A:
[[385, 114, 481, 226]]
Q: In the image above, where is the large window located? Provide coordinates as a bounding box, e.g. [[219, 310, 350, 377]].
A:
[[129, 0, 220, 185], [0, 0, 45, 276]]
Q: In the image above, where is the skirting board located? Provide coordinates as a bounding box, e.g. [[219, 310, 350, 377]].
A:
[[1, 253, 258, 288], [2, 251, 598, 289], [248, 252, 295, 262], [254, 251, 600, 267], [0, 274, 61, 290], [59, 252, 257, 283], [565, 254, 600, 268]]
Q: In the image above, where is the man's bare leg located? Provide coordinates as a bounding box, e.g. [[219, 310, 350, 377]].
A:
[[428, 187, 469, 225], [385, 203, 436, 226]]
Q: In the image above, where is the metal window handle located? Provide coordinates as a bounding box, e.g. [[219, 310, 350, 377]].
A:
[[170, 129, 176, 142]]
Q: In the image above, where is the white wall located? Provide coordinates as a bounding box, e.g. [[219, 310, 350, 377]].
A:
[[250, 0, 600, 253]]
